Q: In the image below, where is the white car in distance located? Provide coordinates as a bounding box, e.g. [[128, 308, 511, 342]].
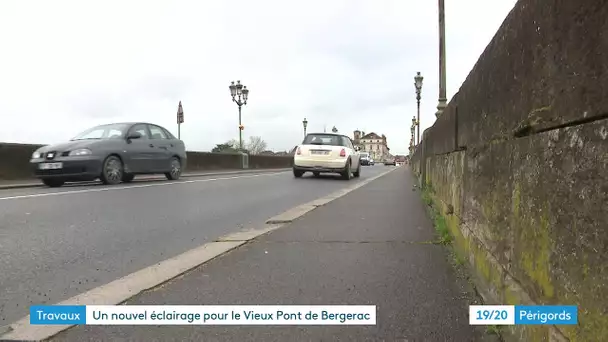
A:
[[293, 133, 361, 180]]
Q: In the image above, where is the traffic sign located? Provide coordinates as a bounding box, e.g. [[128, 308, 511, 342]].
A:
[[177, 101, 184, 124]]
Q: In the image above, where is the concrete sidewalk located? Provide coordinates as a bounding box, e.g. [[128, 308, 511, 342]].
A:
[[0, 168, 290, 190], [51, 168, 492, 342]]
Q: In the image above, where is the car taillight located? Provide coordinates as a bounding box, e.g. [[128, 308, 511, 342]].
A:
[[339, 149, 346, 157], [296, 147, 301, 155]]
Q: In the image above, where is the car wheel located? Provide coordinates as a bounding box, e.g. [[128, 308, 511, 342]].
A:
[[313, 171, 320, 177], [165, 157, 182, 180], [341, 162, 352, 180], [42, 178, 65, 188], [353, 163, 361, 178], [293, 168, 304, 178], [122, 173, 135, 183], [100, 155, 123, 185]]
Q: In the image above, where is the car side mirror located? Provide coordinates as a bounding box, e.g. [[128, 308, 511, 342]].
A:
[[126, 132, 142, 140]]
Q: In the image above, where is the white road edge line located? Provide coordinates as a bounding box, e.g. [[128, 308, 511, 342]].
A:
[[0, 171, 288, 201], [0, 166, 400, 341]]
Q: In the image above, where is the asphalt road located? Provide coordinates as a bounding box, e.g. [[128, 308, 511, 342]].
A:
[[0, 166, 390, 325], [52, 167, 492, 342]]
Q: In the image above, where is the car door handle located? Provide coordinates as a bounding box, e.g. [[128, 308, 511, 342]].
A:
[[149, 144, 154, 148], [160, 146, 168, 150]]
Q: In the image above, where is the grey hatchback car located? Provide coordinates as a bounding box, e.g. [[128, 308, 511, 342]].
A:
[[29, 122, 187, 187]]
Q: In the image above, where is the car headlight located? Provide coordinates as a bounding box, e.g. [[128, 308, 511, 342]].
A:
[[32, 151, 42, 159], [69, 148, 93, 156]]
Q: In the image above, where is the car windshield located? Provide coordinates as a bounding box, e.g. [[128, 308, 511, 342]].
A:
[[71, 123, 130, 141], [302, 134, 341, 146]]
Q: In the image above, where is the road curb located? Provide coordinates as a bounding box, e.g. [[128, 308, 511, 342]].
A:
[[0, 166, 399, 341], [0, 168, 291, 190]]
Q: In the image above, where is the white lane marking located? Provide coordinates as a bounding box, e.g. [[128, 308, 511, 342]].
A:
[[0, 172, 288, 201]]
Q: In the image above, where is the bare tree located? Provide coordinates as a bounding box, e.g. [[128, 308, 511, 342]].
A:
[[246, 136, 267, 155]]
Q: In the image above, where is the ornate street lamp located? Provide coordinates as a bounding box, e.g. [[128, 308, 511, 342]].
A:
[[414, 72, 423, 145], [302, 118, 308, 137], [410, 125, 415, 146], [412, 116, 418, 145], [229, 80, 249, 151]]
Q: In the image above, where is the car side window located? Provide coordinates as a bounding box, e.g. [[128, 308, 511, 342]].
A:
[[339, 136, 348, 148], [343, 137, 354, 149], [130, 124, 149, 139], [149, 125, 168, 140]]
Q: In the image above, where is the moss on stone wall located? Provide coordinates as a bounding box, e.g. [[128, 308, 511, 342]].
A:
[[517, 201, 555, 300], [420, 136, 607, 342]]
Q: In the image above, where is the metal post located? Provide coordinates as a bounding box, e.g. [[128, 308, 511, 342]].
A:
[[176, 100, 184, 140], [238, 105, 243, 150], [416, 96, 421, 145], [436, 0, 447, 117], [414, 72, 423, 146]]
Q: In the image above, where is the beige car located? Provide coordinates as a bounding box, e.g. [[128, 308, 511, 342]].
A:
[[293, 132, 361, 180]]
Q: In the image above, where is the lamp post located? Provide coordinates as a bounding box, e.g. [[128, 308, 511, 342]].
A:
[[229, 80, 249, 151], [436, 0, 447, 118], [302, 118, 308, 138], [332, 126, 338, 133], [410, 124, 415, 149], [412, 116, 417, 143], [414, 72, 423, 145], [409, 124, 415, 157]]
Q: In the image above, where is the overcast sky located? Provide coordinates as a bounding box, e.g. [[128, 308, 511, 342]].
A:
[[0, 0, 517, 154]]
